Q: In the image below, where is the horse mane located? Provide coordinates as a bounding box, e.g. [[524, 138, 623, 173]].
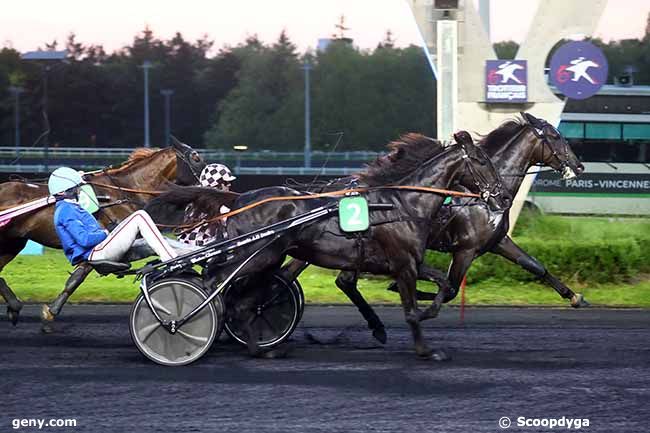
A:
[[356, 133, 447, 186], [477, 117, 527, 152], [98, 147, 169, 176], [128, 147, 158, 162]]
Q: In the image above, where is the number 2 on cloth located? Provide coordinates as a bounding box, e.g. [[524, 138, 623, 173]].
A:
[[338, 196, 369, 232]]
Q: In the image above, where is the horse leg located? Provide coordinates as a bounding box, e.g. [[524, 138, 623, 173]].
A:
[[335, 271, 387, 344], [441, 249, 476, 305], [394, 262, 449, 359], [0, 239, 28, 325], [41, 263, 93, 331], [491, 236, 588, 308], [0, 278, 22, 326], [418, 264, 455, 321], [386, 264, 450, 301], [279, 258, 309, 281]]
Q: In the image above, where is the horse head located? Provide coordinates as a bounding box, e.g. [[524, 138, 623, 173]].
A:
[[520, 112, 584, 179], [171, 135, 207, 186], [453, 132, 511, 210]]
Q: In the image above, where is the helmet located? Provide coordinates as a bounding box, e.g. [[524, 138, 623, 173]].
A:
[[199, 163, 236, 188], [48, 167, 84, 195]]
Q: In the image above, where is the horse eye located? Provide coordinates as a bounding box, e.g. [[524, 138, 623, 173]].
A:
[[191, 153, 201, 162]]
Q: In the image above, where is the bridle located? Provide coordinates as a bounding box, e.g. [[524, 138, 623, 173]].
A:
[[457, 141, 505, 203], [528, 120, 575, 179], [173, 145, 203, 184], [501, 119, 577, 179]]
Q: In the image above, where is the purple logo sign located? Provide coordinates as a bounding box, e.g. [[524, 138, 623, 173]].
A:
[[549, 41, 608, 100], [485, 60, 527, 103]]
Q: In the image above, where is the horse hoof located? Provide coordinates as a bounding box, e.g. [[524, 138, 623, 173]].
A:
[[255, 344, 293, 359], [416, 345, 434, 359], [41, 304, 56, 322], [41, 323, 56, 334], [571, 294, 590, 308], [7, 306, 20, 326], [372, 326, 387, 344], [431, 349, 451, 362]]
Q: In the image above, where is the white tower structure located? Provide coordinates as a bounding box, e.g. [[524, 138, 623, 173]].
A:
[[406, 0, 607, 232]]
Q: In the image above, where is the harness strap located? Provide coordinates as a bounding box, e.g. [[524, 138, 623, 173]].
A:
[[169, 185, 481, 233], [86, 181, 168, 196]]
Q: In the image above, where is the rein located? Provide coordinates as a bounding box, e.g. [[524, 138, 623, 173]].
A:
[[86, 181, 165, 196], [167, 185, 481, 232]]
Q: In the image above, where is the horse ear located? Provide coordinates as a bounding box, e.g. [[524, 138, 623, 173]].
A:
[[170, 135, 186, 150], [522, 112, 541, 127]]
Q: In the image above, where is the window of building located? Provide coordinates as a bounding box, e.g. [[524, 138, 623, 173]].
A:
[[585, 123, 621, 140], [623, 124, 650, 140]]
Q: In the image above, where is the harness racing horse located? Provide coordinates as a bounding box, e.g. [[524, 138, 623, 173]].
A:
[[151, 133, 511, 359], [309, 113, 586, 342], [0, 139, 205, 325]]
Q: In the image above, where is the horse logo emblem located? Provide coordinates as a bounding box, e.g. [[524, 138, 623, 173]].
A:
[[550, 41, 608, 100], [494, 61, 524, 84], [485, 60, 527, 103], [564, 57, 600, 84]]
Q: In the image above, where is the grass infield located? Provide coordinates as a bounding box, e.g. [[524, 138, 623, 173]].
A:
[[3, 248, 649, 307]]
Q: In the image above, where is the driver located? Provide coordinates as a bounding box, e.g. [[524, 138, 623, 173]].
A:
[[49, 167, 178, 265], [177, 163, 236, 247]]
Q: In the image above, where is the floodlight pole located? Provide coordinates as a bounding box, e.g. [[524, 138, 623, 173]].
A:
[[8, 86, 24, 158], [142, 61, 152, 148], [21, 50, 67, 172], [302, 59, 312, 169], [43, 66, 50, 171], [161, 89, 174, 147]]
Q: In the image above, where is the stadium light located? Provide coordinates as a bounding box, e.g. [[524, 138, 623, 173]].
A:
[[233, 145, 248, 174]]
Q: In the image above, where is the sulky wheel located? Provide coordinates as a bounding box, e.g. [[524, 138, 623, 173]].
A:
[[129, 278, 222, 366], [292, 279, 305, 321], [181, 273, 226, 340], [223, 273, 301, 349]]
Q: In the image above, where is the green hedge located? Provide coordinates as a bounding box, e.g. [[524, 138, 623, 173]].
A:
[[425, 236, 650, 284]]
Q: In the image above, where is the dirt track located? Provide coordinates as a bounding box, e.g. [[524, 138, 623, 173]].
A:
[[2, 305, 649, 432]]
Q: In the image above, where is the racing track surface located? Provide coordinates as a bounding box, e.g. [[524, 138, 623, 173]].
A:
[[2, 305, 649, 433]]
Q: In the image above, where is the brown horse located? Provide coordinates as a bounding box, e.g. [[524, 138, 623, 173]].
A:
[[0, 139, 205, 325]]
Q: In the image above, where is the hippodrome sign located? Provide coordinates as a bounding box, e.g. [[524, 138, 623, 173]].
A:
[[549, 41, 608, 100], [485, 60, 528, 103]]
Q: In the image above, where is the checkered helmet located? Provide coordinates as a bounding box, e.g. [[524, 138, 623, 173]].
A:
[[199, 163, 236, 188]]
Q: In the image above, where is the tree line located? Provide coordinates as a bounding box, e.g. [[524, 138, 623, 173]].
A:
[[1, 25, 649, 152]]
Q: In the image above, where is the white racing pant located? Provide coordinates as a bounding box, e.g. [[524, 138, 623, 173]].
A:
[[88, 210, 177, 263]]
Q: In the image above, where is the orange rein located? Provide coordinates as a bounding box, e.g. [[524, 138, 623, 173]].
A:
[[171, 185, 480, 233], [86, 181, 165, 196]]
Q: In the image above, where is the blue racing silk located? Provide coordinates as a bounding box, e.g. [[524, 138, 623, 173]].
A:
[[53, 200, 107, 264]]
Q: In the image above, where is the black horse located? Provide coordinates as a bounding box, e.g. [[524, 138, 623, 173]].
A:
[[150, 133, 510, 359], [291, 113, 586, 343]]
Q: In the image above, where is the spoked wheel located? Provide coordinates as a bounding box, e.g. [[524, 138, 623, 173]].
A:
[[129, 278, 222, 366], [223, 273, 301, 349]]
